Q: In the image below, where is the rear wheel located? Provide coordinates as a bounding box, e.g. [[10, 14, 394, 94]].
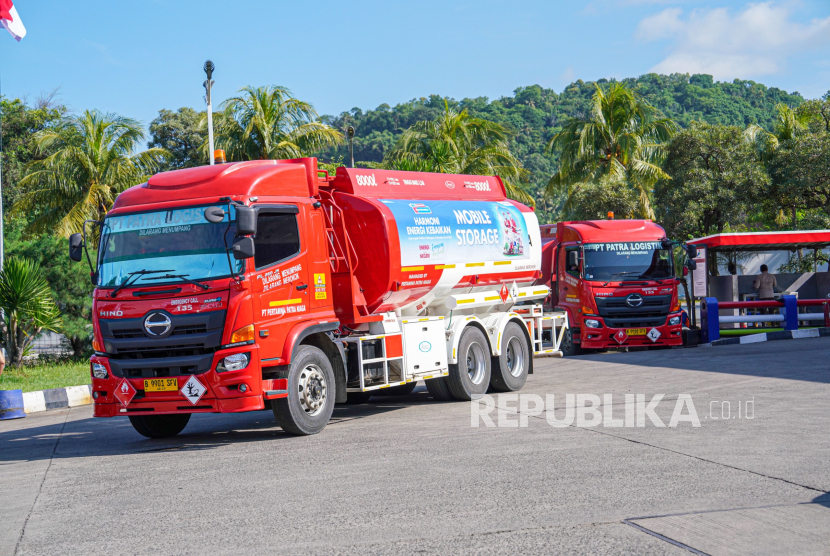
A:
[[425, 376, 454, 401], [490, 322, 530, 392], [128, 414, 191, 439], [447, 326, 491, 401], [272, 345, 335, 435]]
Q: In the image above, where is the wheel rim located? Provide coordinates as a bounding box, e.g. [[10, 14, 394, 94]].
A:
[[506, 337, 525, 377], [298, 364, 327, 416], [466, 342, 486, 385]]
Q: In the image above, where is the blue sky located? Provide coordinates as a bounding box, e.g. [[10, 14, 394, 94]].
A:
[[1, 0, 828, 128]]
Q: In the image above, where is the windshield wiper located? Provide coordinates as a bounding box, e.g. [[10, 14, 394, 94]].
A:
[[143, 273, 210, 291], [110, 269, 174, 298]]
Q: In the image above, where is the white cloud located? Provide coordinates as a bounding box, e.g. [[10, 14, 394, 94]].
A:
[[636, 2, 830, 79]]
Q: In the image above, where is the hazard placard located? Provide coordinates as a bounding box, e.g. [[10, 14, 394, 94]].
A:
[[180, 375, 207, 405], [647, 328, 662, 342], [499, 283, 509, 304], [114, 379, 136, 407], [613, 330, 628, 345]]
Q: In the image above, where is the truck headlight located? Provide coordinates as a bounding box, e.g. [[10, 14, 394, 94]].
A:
[[584, 319, 601, 329], [669, 316, 681, 326], [92, 362, 108, 379], [216, 353, 250, 373]]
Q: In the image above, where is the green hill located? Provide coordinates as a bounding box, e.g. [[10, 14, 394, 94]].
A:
[[319, 73, 805, 223]]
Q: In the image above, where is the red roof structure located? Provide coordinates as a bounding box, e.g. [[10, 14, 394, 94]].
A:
[[688, 230, 830, 252]]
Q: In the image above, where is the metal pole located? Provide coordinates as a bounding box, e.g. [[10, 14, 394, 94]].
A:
[[206, 102, 214, 165], [204, 60, 215, 166], [347, 126, 355, 168]]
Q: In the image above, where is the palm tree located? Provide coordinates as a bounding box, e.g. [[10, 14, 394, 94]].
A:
[[745, 103, 812, 160], [211, 85, 342, 161], [382, 102, 534, 205], [14, 111, 168, 237], [744, 103, 813, 228], [0, 257, 62, 368], [546, 83, 678, 218]]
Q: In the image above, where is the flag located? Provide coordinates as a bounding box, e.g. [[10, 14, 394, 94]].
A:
[[0, 0, 25, 42]]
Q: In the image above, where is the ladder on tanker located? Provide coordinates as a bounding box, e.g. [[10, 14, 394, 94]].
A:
[[318, 190, 375, 323]]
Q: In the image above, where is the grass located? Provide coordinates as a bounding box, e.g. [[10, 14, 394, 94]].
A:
[[0, 360, 90, 393]]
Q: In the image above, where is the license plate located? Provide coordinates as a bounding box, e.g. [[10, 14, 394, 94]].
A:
[[627, 328, 647, 336], [144, 378, 178, 392]]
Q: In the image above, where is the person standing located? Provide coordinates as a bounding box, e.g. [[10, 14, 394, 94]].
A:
[[753, 264, 779, 326]]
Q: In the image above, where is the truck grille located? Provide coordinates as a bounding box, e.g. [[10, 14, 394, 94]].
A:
[[595, 295, 670, 328], [99, 310, 225, 378]]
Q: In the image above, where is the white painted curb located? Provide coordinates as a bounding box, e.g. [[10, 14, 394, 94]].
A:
[[22, 384, 92, 414]]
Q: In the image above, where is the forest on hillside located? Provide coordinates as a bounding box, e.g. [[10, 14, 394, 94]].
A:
[[317, 73, 804, 222]]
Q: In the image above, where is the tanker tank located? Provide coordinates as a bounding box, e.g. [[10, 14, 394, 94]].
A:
[[323, 167, 542, 317]]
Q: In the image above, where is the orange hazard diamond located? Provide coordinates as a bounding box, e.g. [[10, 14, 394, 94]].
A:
[[499, 283, 509, 304]]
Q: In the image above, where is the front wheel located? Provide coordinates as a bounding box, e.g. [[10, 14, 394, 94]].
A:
[[490, 322, 530, 392], [560, 326, 583, 357], [128, 414, 191, 439], [272, 345, 336, 435]]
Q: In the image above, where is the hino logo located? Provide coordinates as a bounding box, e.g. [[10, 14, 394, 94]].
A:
[[625, 293, 645, 308], [143, 311, 172, 337], [99, 310, 123, 317]]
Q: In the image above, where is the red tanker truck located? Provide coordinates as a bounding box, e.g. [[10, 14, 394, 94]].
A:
[[69, 158, 568, 437], [538, 220, 685, 355]]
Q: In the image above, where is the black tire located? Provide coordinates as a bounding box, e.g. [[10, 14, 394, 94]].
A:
[[343, 391, 372, 404], [561, 326, 583, 357], [425, 376, 454, 401], [272, 345, 336, 435], [372, 381, 418, 397], [447, 326, 492, 401], [490, 322, 530, 392], [128, 414, 191, 439]]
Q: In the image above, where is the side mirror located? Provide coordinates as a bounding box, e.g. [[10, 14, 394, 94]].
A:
[[69, 233, 84, 262], [567, 251, 578, 270], [685, 244, 698, 259], [204, 206, 225, 223], [236, 206, 256, 235], [232, 236, 255, 260], [660, 238, 673, 250], [685, 259, 697, 271]]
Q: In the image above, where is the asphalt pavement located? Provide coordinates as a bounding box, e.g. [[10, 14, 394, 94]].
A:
[[2, 338, 829, 555]]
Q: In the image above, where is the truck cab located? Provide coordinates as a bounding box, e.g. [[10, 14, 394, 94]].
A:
[[540, 220, 683, 354]]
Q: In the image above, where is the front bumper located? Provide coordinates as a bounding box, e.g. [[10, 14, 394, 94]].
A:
[[90, 344, 279, 418], [579, 315, 683, 349]]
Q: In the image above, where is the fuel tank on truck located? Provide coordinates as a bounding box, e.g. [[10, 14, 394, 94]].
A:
[[324, 168, 542, 316]]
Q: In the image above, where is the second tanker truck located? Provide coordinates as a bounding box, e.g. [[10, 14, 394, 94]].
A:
[[539, 220, 686, 355], [69, 157, 568, 437]]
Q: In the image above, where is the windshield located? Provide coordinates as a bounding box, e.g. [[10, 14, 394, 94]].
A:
[[583, 242, 673, 281], [98, 205, 243, 287]]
